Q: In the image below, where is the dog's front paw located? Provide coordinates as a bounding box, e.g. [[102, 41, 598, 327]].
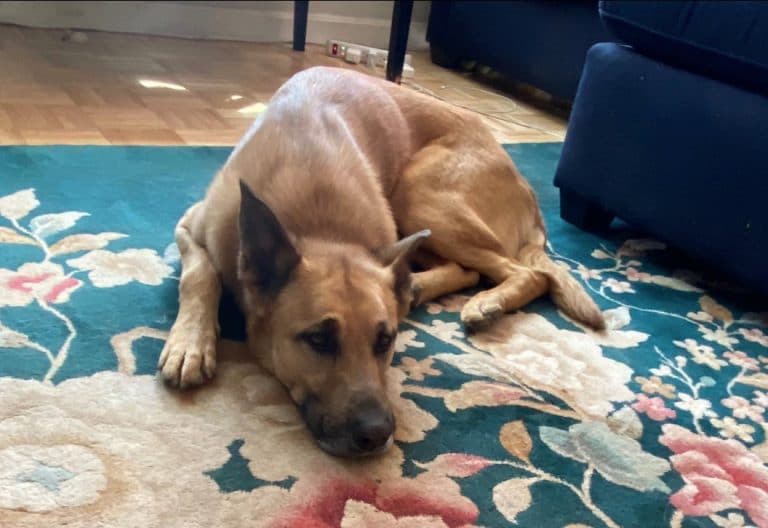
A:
[[460, 294, 504, 332], [158, 323, 217, 389]]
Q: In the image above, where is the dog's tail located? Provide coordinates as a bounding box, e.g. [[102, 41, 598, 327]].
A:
[[519, 245, 605, 330]]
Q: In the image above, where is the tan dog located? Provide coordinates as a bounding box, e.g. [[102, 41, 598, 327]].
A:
[[158, 67, 604, 457]]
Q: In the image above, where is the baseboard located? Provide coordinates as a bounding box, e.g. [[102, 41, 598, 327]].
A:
[[0, 1, 428, 50]]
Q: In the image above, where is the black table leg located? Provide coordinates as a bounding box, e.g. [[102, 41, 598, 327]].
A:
[[293, 1, 309, 52], [386, 0, 413, 83]]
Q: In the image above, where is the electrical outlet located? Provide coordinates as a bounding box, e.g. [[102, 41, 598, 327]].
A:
[[326, 40, 411, 66]]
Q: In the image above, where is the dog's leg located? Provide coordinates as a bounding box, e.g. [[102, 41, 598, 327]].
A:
[[459, 256, 548, 331], [412, 223, 548, 329], [158, 204, 222, 388], [411, 261, 480, 306]]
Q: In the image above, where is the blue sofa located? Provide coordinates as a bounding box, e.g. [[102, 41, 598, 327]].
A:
[[554, 1, 768, 294], [426, 1, 615, 101]]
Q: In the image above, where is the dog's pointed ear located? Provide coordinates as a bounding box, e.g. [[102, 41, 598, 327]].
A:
[[376, 229, 431, 303], [239, 181, 300, 295]]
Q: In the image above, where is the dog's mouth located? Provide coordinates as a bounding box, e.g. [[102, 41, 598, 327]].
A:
[[300, 396, 395, 458], [317, 434, 394, 458]]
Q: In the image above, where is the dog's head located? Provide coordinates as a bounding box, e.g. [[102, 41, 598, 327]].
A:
[[237, 182, 429, 457]]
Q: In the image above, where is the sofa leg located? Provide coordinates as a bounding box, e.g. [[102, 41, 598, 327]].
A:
[[429, 44, 459, 69], [560, 190, 614, 231]]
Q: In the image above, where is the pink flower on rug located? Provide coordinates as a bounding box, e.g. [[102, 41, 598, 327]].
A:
[[753, 391, 768, 409], [416, 453, 494, 478], [659, 424, 768, 525], [633, 394, 676, 421], [576, 265, 602, 281], [724, 351, 760, 372], [625, 267, 652, 283], [0, 262, 81, 307], [722, 396, 766, 423], [739, 328, 768, 347], [275, 473, 479, 528]]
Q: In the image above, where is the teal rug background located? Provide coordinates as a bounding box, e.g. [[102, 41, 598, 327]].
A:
[[1, 144, 767, 528]]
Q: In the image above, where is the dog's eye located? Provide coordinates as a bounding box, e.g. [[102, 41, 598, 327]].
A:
[[300, 330, 338, 356], [373, 330, 394, 356], [299, 318, 340, 356]]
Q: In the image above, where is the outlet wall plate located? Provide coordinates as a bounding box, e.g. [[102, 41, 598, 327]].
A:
[[326, 39, 411, 66]]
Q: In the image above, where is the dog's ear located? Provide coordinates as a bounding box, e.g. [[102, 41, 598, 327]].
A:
[[238, 181, 300, 295], [376, 230, 431, 303]]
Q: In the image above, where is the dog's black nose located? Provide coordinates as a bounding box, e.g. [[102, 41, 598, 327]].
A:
[[350, 404, 394, 452]]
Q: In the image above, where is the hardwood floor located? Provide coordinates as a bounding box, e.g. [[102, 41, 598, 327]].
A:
[[0, 24, 569, 146]]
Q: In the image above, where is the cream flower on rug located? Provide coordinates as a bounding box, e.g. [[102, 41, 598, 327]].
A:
[[673, 339, 728, 370], [560, 306, 649, 348], [425, 294, 470, 315], [398, 356, 441, 381], [67, 248, 173, 287], [602, 278, 635, 294], [710, 417, 756, 442], [394, 329, 425, 353], [440, 311, 636, 418]]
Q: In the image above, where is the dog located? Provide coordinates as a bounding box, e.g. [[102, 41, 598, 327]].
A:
[[158, 66, 604, 457]]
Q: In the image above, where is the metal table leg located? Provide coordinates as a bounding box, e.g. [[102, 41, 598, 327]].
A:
[[293, 1, 309, 51], [386, 0, 414, 83]]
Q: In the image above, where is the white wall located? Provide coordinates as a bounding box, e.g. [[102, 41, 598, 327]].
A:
[[0, 1, 431, 49]]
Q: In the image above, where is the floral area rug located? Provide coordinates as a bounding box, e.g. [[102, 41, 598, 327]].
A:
[[1, 144, 767, 528]]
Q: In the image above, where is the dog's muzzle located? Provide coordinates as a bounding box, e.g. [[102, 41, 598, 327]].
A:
[[301, 395, 395, 457]]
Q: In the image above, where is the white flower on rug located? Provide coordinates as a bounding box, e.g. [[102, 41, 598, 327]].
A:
[[67, 248, 173, 287], [674, 393, 717, 420], [428, 319, 464, 341], [0, 262, 82, 307], [436, 311, 636, 418], [0, 188, 39, 221], [602, 278, 635, 294]]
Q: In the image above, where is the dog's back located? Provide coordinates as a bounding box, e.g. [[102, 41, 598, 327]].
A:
[[193, 68, 427, 288]]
